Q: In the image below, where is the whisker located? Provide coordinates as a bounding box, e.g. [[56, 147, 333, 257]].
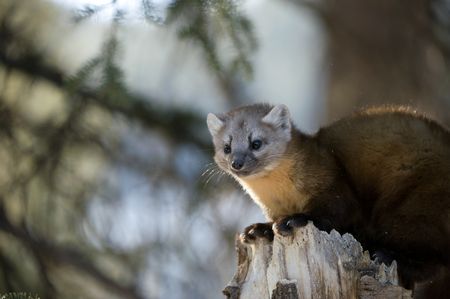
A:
[[200, 168, 214, 177], [200, 162, 218, 176], [200, 162, 229, 187], [206, 169, 227, 185]]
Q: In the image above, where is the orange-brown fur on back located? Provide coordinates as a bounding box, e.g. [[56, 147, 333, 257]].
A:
[[317, 110, 450, 286]]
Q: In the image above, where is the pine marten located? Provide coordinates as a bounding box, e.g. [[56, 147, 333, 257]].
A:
[[206, 103, 450, 296]]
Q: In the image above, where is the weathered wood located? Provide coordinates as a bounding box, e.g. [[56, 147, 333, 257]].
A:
[[223, 222, 412, 299]]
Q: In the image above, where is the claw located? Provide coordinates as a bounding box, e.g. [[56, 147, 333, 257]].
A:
[[241, 223, 274, 243], [273, 214, 310, 236]]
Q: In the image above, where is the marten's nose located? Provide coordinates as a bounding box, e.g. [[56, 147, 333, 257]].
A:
[[231, 158, 244, 170]]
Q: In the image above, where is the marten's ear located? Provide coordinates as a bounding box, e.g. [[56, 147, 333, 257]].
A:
[[207, 113, 225, 136], [262, 104, 291, 133]]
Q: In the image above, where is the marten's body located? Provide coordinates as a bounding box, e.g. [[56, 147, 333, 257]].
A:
[[206, 104, 450, 294]]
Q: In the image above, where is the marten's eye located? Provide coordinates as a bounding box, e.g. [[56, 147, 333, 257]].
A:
[[251, 140, 262, 150], [224, 144, 231, 154]]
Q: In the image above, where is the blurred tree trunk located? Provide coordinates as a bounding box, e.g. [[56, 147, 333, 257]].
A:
[[323, 0, 450, 124]]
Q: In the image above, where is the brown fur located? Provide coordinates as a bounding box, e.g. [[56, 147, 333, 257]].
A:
[[292, 108, 449, 295], [315, 109, 450, 290]]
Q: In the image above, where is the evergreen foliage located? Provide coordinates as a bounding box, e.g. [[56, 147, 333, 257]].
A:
[[0, 0, 255, 297], [0, 293, 40, 299]]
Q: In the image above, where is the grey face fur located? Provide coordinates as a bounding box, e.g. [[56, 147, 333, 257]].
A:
[[207, 104, 292, 179]]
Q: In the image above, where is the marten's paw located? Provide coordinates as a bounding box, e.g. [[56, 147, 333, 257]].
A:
[[273, 213, 309, 236], [240, 223, 274, 243]]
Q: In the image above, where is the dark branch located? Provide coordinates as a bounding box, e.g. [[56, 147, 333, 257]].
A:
[[0, 22, 210, 149]]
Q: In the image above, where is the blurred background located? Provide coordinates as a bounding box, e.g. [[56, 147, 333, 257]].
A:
[[0, 0, 449, 298]]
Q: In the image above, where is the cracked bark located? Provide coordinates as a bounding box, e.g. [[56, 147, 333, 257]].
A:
[[223, 222, 412, 299]]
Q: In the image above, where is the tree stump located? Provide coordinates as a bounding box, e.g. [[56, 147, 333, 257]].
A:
[[223, 222, 412, 299]]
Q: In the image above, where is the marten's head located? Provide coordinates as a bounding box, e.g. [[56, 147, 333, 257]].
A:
[[207, 103, 292, 179]]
